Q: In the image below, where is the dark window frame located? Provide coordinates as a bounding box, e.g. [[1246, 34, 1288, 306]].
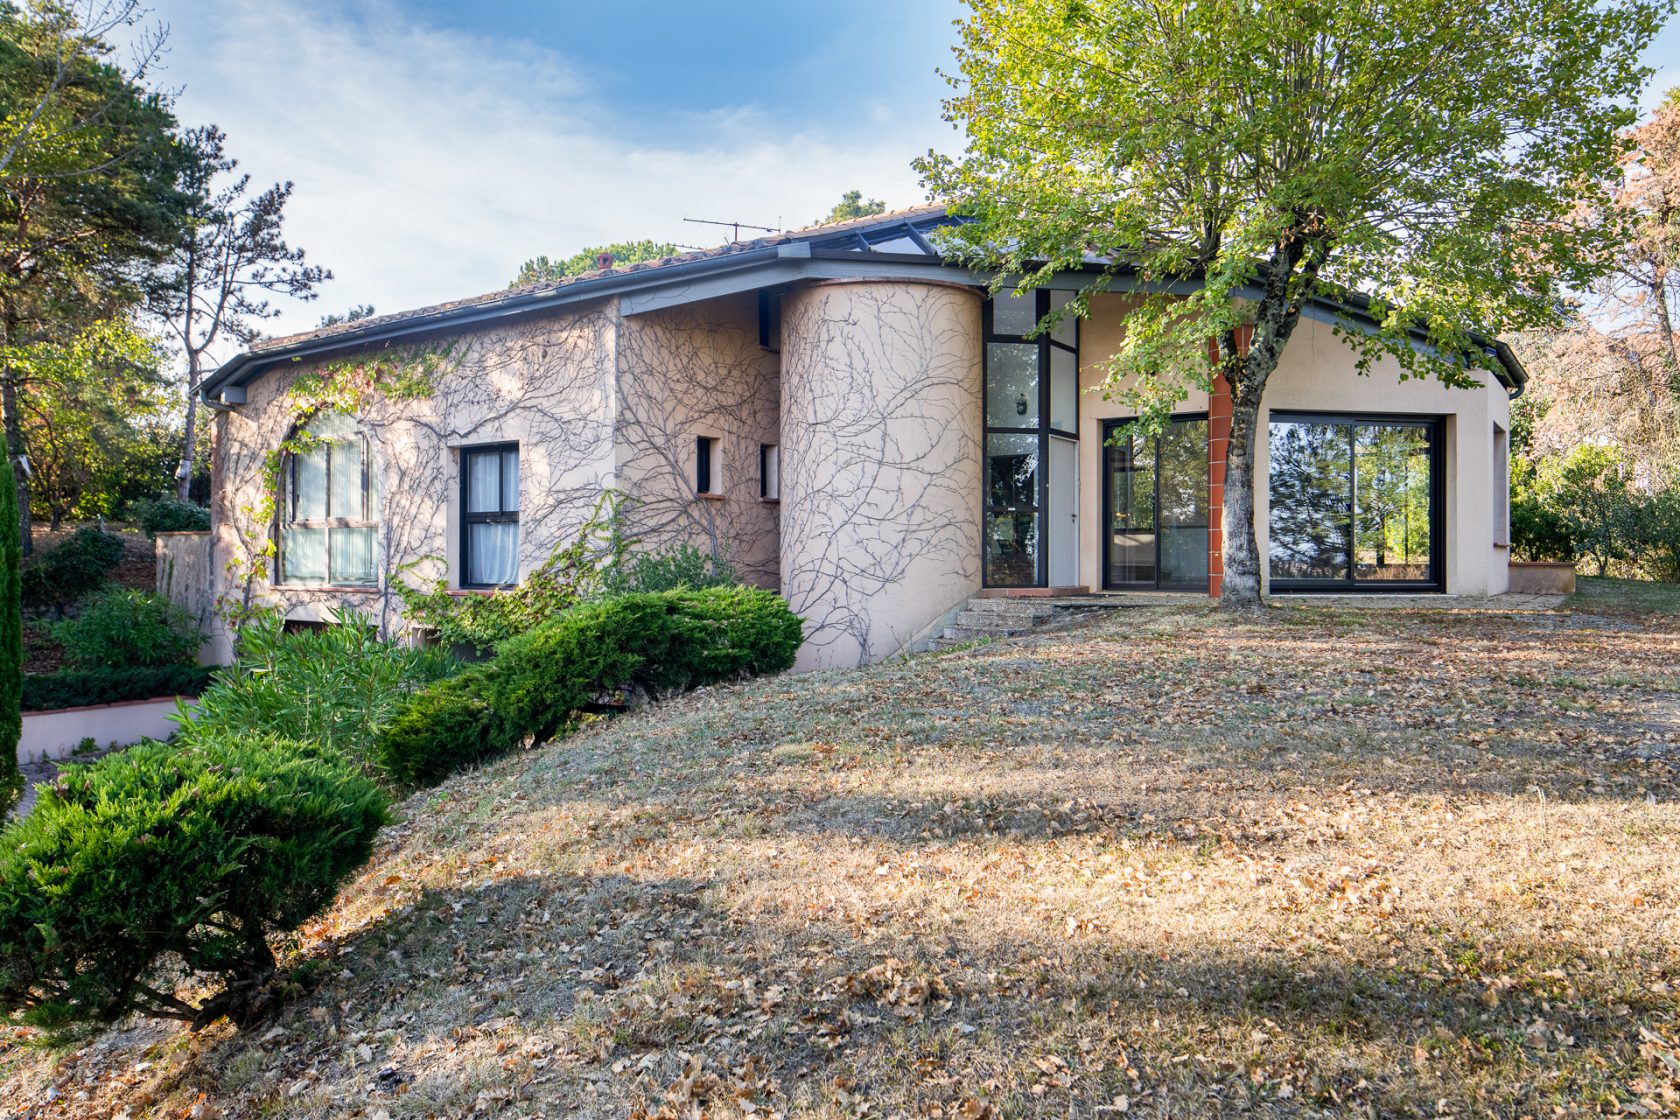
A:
[[759, 442, 779, 500], [460, 442, 520, 590], [1266, 411, 1445, 593], [1099, 413, 1211, 592], [695, 435, 720, 495], [981, 290, 1080, 589], [277, 417, 378, 588]]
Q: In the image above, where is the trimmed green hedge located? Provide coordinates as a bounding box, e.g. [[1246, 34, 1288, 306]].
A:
[[0, 735, 387, 1033], [376, 587, 801, 785], [22, 664, 216, 711]]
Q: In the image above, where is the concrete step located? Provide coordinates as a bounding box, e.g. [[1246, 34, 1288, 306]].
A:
[[952, 609, 1058, 631]]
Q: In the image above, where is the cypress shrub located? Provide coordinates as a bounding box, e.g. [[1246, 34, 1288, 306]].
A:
[[21, 664, 216, 711], [375, 588, 802, 786], [0, 735, 387, 1033], [0, 454, 19, 815]]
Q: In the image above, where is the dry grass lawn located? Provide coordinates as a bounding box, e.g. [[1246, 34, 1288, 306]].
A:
[[3, 579, 1679, 1119]]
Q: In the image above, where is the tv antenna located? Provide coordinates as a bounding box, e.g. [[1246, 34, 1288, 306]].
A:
[[683, 215, 781, 244]]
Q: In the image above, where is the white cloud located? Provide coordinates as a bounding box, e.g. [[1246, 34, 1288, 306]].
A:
[[153, 0, 943, 349]]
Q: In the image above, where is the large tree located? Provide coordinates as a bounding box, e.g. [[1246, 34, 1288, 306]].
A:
[[0, 1, 188, 550], [920, 0, 1665, 606], [510, 240, 677, 288], [150, 125, 328, 501]]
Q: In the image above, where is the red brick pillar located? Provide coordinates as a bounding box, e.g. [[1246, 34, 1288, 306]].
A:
[[1207, 326, 1249, 598]]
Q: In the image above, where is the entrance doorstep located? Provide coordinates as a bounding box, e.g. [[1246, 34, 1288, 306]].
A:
[[976, 586, 1092, 599]]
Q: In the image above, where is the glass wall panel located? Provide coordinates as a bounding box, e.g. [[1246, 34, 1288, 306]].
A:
[[991, 293, 1036, 336], [293, 447, 327, 520], [1049, 346, 1078, 434], [1354, 424, 1433, 581], [329, 440, 364, 518], [985, 344, 1039, 428], [281, 527, 326, 583], [986, 433, 1038, 509], [330, 526, 376, 584], [1158, 419, 1210, 587], [1048, 290, 1078, 346], [1105, 433, 1156, 585], [1268, 421, 1352, 581], [985, 511, 1039, 587]]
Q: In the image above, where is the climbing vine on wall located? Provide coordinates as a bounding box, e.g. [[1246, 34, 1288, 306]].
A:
[[221, 343, 457, 626]]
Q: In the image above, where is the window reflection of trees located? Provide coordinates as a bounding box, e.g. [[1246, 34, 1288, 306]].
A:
[[1268, 422, 1352, 580]]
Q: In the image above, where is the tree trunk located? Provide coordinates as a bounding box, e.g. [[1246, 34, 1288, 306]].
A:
[[1652, 269, 1680, 400], [176, 350, 201, 502], [1221, 399, 1264, 606]]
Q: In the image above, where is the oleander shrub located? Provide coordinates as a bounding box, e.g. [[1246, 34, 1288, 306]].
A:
[[22, 664, 215, 711], [128, 497, 211, 537], [21, 527, 126, 613], [375, 588, 801, 785], [54, 587, 204, 670], [0, 735, 388, 1033], [181, 610, 459, 768]]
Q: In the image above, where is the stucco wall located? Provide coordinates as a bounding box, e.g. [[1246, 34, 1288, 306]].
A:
[[779, 280, 984, 669], [613, 293, 781, 587], [208, 301, 619, 650], [1073, 296, 1512, 596]]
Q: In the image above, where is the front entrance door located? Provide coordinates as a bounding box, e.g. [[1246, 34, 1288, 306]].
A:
[[1103, 416, 1210, 590], [1048, 435, 1079, 587]]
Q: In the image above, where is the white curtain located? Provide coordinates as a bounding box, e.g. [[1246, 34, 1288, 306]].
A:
[[467, 453, 502, 514], [469, 522, 518, 586]]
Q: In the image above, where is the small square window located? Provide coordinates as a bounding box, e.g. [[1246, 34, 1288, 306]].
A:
[[760, 444, 780, 500], [696, 436, 721, 495]]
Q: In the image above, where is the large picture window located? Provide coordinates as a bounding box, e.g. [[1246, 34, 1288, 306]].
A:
[[279, 412, 378, 586], [1268, 414, 1442, 590], [983, 290, 1079, 588], [462, 444, 520, 588]]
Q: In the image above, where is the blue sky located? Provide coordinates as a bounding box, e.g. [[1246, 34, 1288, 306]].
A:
[[146, 0, 1678, 344]]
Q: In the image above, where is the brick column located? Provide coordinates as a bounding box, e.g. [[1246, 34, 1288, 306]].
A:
[[1207, 326, 1250, 598]]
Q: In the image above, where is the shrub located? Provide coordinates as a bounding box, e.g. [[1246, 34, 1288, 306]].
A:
[[22, 664, 216, 711], [396, 491, 628, 653], [21, 527, 125, 612], [372, 666, 521, 785], [128, 497, 211, 537], [601, 543, 737, 596], [0, 735, 388, 1033], [55, 587, 204, 670], [376, 588, 801, 785], [182, 610, 459, 768]]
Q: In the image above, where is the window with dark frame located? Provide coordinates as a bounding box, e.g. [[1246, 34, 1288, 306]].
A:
[[461, 444, 520, 588], [696, 436, 720, 495], [760, 443, 779, 500], [279, 412, 379, 587], [982, 290, 1079, 588], [1267, 413, 1444, 591]]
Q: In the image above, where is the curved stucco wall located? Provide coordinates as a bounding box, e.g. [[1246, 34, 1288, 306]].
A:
[[779, 280, 983, 670]]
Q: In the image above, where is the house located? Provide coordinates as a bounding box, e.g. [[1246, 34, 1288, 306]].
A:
[[179, 205, 1525, 670]]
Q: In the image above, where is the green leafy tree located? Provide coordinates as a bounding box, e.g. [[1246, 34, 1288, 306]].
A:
[[0, 2, 191, 551], [511, 240, 678, 288], [317, 303, 374, 328], [0, 448, 19, 816], [919, 0, 1666, 606], [8, 316, 172, 526], [817, 189, 886, 225]]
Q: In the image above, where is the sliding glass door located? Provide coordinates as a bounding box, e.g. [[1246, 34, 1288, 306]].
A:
[[1267, 413, 1442, 591], [1103, 416, 1209, 591]]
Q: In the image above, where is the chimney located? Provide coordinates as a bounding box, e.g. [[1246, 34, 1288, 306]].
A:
[[597, 252, 614, 271]]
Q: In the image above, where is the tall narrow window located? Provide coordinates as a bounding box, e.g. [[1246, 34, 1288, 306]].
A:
[[760, 443, 780, 500], [982, 291, 1080, 588], [1493, 424, 1510, 547], [279, 412, 378, 586], [462, 445, 519, 588], [696, 436, 720, 495]]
